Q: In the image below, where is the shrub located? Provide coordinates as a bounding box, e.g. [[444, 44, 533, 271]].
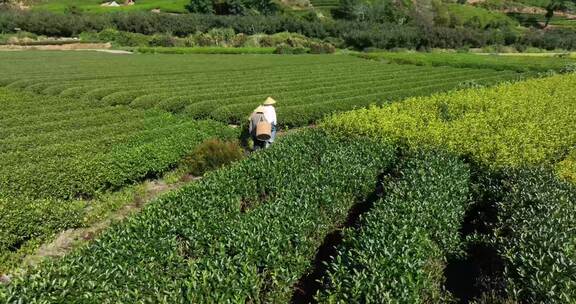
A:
[[2, 11, 576, 51], [309, 42, 336, 54], [0, 130, 395, 303], [0, 197, 85, 273], [357, 52, 576, 72], [0, 89, 239, 200], [181, 139, 244, 176], [490, 168, 576, 303], [148, 33, 176, 47], [557, 149, 576, 184], [273, 43, 308, 54], [317, 150, 471, 303], [323, 74, 576, 169], [322, 75, 576, 302], [231, 32, 248, 47], [96, 28, 150, 46], [560, 63, 576, 74], [0, 50, 523, 129]]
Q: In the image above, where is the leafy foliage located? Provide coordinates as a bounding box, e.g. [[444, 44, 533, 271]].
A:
[[0, 197, 85, 273], [181, 138, 244, 176], [359, 51, 576, 72], [323, 74, 576, 170], [332, 0, 412, 24], [187, 0, 279, 15], [323, 74, 576, 302], [0, 88, 238, 269], [0, 51, 522, 127], [317, 150, 470, 303], [3, 10, 576, 50], [0, 130, 395, 302], [0, 90, 238, 200], [491, 168, 576, 303], [557, 149, 576, 183], [439, 3, 518, 29]]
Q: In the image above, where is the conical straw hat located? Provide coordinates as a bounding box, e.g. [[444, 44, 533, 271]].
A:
[[263, 97, 277, 105], [254, 106, 265, 113]]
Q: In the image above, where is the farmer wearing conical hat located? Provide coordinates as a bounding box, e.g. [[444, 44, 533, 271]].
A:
[[248, 97, 277, 151], [249, 105, 267, 151], [261, 97, 277, 148]]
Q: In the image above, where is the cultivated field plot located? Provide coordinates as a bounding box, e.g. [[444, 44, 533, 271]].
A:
[[360, 51, 576, 72], [0, 87, 237, 271], [310, 0, 339, 9], [0, 52, 524, 126], [321, 74, 576, 303], [31, 0, 190, 13], [0, 88, 235, 200], [3, 75, 575, 303]]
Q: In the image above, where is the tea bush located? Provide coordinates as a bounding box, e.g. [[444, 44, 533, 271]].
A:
[[0, 88, 238, 266], [317, 150, 470, 303], [323, 74, 576, 170], [0, 197, 85, 273], [0, 88, 240, 199], [0, 130, 395, 303], [322, 74, 576, 302], [0, 51, 523, 127], [491, 168, 576, 303], [357, 52, 576, 73], [557, 149, 576, 183], [181, 138, 244, 176]]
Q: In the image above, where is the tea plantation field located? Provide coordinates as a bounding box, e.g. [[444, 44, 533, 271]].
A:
[[0, 51, 573, 303], [322, 74, 576, 303], [30, 0, 190, 13], [359, 51, 576, 72], [0, 87, 237, 273], [2, 74, 575, 302], [0, 52, 524, 127]]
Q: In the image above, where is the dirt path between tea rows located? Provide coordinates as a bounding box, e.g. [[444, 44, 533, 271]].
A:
[[26, 177, 198, 266], [0, 175, 199, 285]]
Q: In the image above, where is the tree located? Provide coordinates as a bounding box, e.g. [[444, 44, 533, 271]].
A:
[[544, 0, 575, 28], [332, 0, 361, 20], [186, 0, 277, 15], [0, 0, 15, 10], [186, 0, 215, 14], [333, 0, 410, 24]]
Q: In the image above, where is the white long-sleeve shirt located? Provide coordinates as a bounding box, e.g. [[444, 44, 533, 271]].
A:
[[261, 105, 277, 126]]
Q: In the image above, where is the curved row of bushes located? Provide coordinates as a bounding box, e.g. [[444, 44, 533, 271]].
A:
[[0, 51, 524, 127], [0, 130, 395, 302], [321, 74, 576, 302], [317, 150, 471, 303], [357, 52, 576, 73], [0, 88, 238, 272], [489, 168, 576, 303], [323, 73, 576, 171], [0, 105, 237, 200]]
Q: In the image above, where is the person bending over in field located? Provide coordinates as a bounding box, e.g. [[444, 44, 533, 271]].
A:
[[248, 97, 277, 151], [249, 106, 267, 151], [261, 97, 277, 147]]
